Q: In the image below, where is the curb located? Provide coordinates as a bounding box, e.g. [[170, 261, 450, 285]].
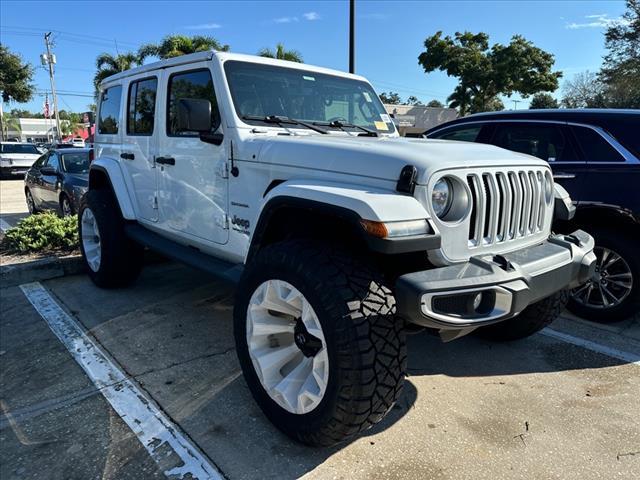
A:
[[1, 255, 84, 288]]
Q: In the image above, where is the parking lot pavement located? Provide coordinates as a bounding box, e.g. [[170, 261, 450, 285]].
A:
[[2, 262, 639, 480], [0, 179, 29, 231]]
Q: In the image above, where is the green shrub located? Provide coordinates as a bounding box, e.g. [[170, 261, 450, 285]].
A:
[[2, 213, 78, 254]]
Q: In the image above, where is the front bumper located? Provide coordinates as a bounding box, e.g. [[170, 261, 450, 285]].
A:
[[395, 230, 596, 331]]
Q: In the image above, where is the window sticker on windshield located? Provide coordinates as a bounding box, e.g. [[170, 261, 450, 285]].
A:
[[362, 91, 372, 102], [374, 121, 389, 131], [380, 114, 391, 123], [303, 75, 315, 81]]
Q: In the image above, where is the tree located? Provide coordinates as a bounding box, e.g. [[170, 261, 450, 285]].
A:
[[94, 52, 142, 91], [426, 99, 444, 108], [561, 71, 607, 108], [418, 31, 562, 115], [1, 114, 21, 139], [1, 44, 35, 140], [406, 95, 423, 106], [529, 93, 559, 109], [599, 0, 640, 108], [138, 35, 229, 62], [379, 91, 402, 104], [258, 43, 303, 63]]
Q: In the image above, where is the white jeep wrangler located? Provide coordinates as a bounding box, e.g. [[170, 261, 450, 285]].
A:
[[81, 51, 596, 446]]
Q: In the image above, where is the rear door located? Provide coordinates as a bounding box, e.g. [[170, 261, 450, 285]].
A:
[[156, 64, 229, 244], [122, 75, 160, 222], [489, 122, 586, 199]]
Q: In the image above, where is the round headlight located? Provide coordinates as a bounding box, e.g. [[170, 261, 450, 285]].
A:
[[432, 178, 452, 218]]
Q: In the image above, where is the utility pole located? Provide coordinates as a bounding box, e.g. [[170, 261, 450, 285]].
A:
[[349, 0, 355, 74], [512, 99, 521, 110], [43, 33, 62, 142]]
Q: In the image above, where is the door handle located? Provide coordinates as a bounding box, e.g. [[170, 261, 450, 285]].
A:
[[120, 152, 135, 160], [553, 173, 576, 179], [156, 156, 175, 166]]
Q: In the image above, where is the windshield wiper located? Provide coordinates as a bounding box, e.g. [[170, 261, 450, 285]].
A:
[[242, 115, 328, 134], [314, 120, 378, 137]]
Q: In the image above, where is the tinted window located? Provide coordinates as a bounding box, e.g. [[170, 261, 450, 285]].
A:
[[167, 70, 220, 136], [33, 154, 48, 168], [98, 85, 122, 134], [1, 143, 39, 154], [572, 126, 626, 162], [46, 153, 60, 171], [127, 77, 158, 135], [431, 125, 482, 142], [61, 152, 90, 174], [492, 123, 577, 161], [603, 118, 640, 159]]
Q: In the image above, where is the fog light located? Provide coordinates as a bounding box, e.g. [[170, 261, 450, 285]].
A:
[[472, 292, 482, 310]]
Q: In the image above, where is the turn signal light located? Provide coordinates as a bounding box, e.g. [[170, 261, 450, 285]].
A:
[[360, 220, 388, 238]]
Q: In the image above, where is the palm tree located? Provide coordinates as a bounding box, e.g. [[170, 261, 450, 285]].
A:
[[258, 43, 303, 63], [93, 52, 142, 91], [446, 85, 473, 116], [138, 35, 229, 62], [1, 114, 21, 140]]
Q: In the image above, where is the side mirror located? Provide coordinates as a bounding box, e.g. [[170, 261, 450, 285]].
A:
[[40, 166, 58, 176], [176, 98, 212, 132]]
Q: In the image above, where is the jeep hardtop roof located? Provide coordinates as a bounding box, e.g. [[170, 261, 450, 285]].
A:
[[100, 50, 368, 87]]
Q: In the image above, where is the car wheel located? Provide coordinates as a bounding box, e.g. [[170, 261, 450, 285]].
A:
[[234, 240, 406, 446], [78, 189, 143, 288], [567, 229, 639, 322], [475, 290, 569, 341], [60, 194, 73, 217], [25, 188, 38, 214]]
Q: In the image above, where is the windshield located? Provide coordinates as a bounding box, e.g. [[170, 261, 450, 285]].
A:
[[224, 61, 396, 134], [61, 152, 90, 174], [1, 143, 39, 154]]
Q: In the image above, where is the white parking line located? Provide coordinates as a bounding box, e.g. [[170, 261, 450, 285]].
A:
[[0, 218, 12, 232], [540, 328, 640, 366], [19, 282, 225, 480]]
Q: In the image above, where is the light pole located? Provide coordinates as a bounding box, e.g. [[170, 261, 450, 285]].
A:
[[43, 33, 62, 142], [349, 0, 355, 74]]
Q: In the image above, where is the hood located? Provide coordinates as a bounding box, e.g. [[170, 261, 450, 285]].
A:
[[251, 135, 548, 185]]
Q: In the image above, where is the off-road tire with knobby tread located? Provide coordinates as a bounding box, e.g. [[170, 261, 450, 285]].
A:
[[475, 290, 569, 341], [78, 189, 143, 288], [234, 240, 406, 446]]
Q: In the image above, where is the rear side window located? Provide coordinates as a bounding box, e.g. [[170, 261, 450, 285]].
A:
[[492, 123, 577, 162], [98, 85, 123, 135], [571, 126, 626, 162], [127, 77, 158, 135], [603, 118, 640, 159], [431, 125, 482, 142], [46, 153, 60, 171], [167, 69, 220, 136]]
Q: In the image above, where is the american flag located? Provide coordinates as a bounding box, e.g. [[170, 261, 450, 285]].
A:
[[43, 95, 50, 118]]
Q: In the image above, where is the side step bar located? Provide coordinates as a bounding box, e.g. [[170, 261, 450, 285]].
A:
[[124, 224, 243, 283]]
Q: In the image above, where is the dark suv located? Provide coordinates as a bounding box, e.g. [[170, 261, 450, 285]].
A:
[[425, 109, 639, 322]]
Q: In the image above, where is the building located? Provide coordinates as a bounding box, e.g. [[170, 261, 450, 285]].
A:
[[383, 104, 458, 136], [2, 118, 89, 143]]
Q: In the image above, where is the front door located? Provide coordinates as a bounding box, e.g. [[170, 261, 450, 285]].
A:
[[156, 64, 229, 244], [40, 151, 62, 209], [120, 77, 160, 222]]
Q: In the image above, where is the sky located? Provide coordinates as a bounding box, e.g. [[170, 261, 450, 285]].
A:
[[0, 0, 629, 114]]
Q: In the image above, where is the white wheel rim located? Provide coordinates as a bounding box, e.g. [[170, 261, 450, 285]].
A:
[[247, 279, 329, 414], [81, 208, 101, 272]]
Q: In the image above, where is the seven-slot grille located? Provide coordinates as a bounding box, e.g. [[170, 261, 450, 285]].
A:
[[467, 169, 549, 247]]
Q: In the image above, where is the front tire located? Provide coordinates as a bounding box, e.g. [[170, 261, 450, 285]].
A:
[[25, 188, 38, 214], [78, 189, 143, 288], [475, 290, 569, 342], [60, 194, 73, 217], [234, 240, 406, 446]]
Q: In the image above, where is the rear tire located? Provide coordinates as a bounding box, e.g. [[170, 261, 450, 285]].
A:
[[475, 290, 568, 341], [234, 240, 406, 446], [78, 189, 143, 288]]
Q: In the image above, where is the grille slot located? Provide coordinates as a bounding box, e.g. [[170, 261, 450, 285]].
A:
[[467, 169, 548, 248]]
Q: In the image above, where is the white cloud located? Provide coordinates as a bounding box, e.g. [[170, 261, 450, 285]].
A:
[[303, 11, 320, 21], [566, 13, 630, 29], [274, 16, 299, 23], [185, 22, 222, 30]]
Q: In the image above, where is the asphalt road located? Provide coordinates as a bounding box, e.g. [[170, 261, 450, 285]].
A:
[[1, 261, 639, 480], [0, 179, 29, 232]]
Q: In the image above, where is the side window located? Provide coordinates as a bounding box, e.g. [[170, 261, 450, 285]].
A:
[[33, 153, 48, 168], [98, 85, 123, 134], [46, 153, 60, 171], [571, 126, 625, 162], [127, 77, 158, 135], [167, 69, 220, 136], [492, 123, 577, 162], [432, 125, 482, 143]]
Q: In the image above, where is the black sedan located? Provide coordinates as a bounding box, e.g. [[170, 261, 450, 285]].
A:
[[24, 148, 91, 217], [425, 109, 640, 322]]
